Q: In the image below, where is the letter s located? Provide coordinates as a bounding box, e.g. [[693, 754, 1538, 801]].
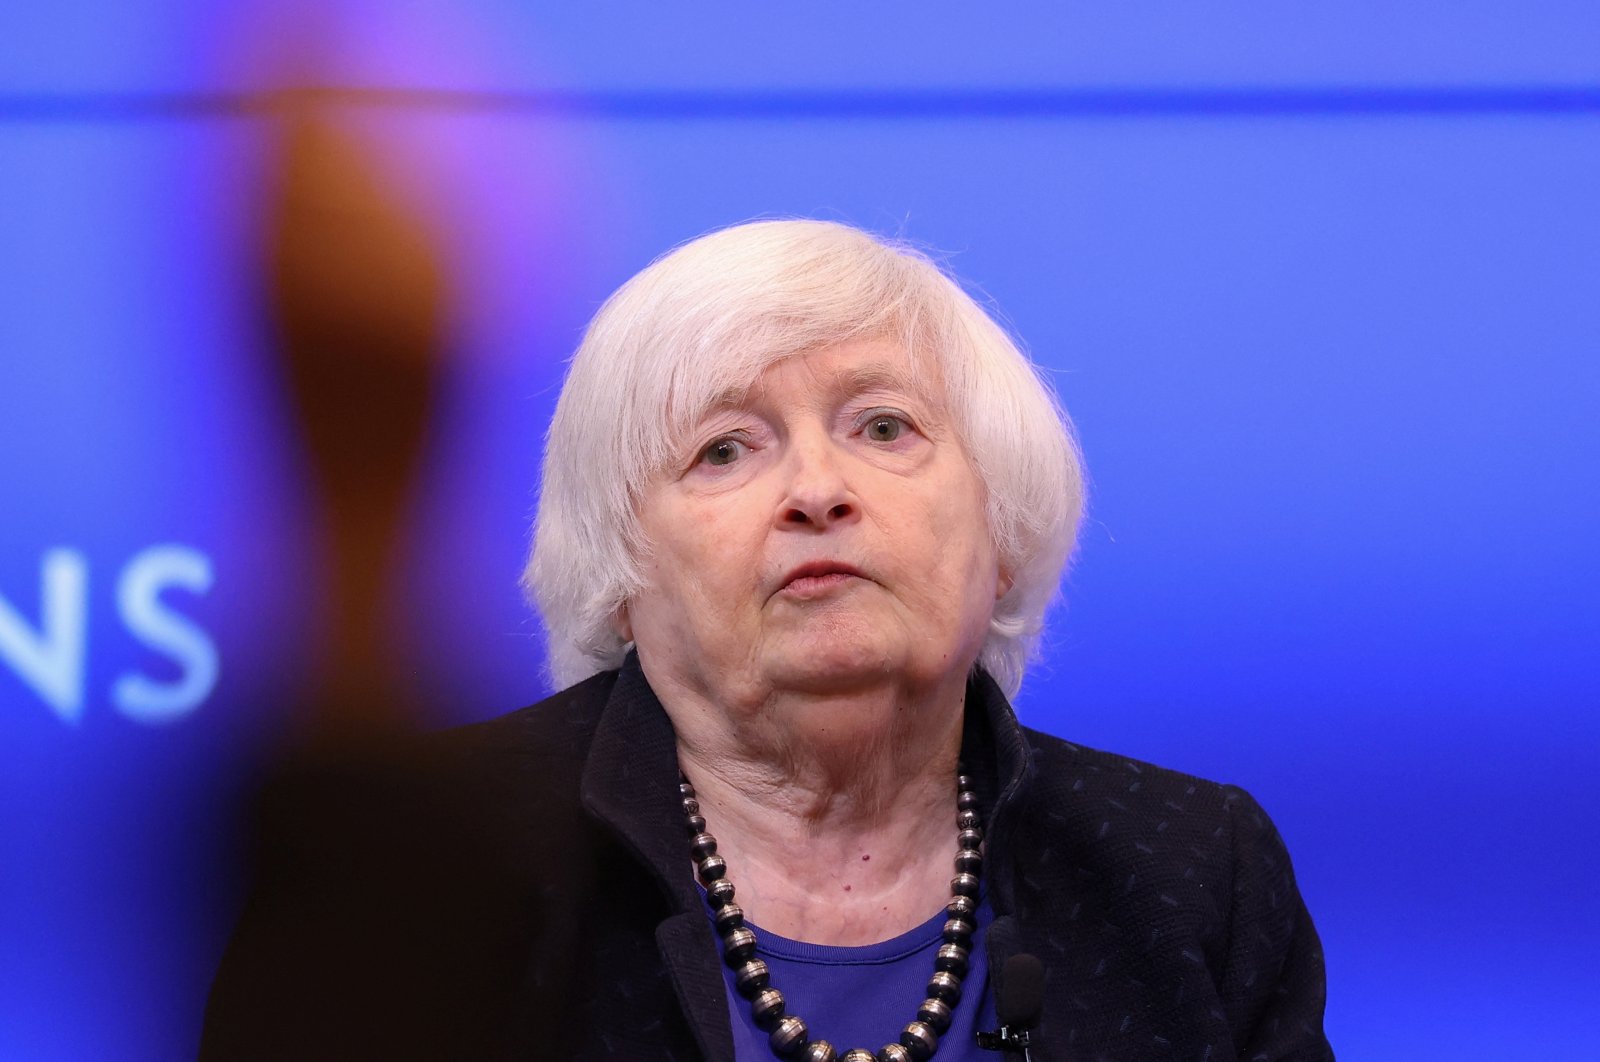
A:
[[113, 545, 218, 724]]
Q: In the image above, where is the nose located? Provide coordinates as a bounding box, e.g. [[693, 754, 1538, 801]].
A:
[[775, 434, 859, 531]]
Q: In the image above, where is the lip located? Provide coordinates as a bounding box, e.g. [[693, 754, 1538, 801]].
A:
[[773, 560, 869, 600]]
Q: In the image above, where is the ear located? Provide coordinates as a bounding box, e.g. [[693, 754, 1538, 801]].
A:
[[995, 566, 1014, 601], [611, 603, 634, 643]]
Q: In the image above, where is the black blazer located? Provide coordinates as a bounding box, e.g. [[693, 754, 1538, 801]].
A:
[[202, 656, 1332, 1061]]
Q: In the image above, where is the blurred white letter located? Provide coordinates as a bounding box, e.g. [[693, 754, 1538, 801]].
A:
[[0, 549, 89, 723], [113, 545, 218, 724]]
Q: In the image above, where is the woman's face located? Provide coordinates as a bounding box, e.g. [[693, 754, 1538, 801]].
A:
[[624, 337, 1007, 709]]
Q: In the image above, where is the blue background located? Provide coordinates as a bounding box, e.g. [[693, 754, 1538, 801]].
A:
[[3, 4, 1598, 1058]]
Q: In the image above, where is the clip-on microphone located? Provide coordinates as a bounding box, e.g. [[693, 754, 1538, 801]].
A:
[[976, 952, 1043, 1060]]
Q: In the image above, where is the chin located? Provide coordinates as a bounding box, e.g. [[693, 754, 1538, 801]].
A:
[[762, 633, 906, 693]]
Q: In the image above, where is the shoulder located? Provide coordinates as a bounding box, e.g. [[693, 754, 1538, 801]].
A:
[[1011, 728, 1329, 1056], [1017, 725, 1257, 843], [1010, 726, 1293, 950], [437, 667, 619, 763], [399, 668, 623, 832]]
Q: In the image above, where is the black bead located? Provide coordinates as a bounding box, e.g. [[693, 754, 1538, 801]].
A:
[[750, 987, 786, 1030], [899, 1021, 938, 1061], [681, 796, 700, 816], [734, 958, 770, 997], [955, 848, 982, 875], [713, 902, 745, 934], [706, 879, 736, 908], [916, 997, 953, 1034], [958, 828, 984, 850], [956, 790, 978, 811], [946, 895, 977, 920], [697, 854, 727, 883], [876, 1044, 912, 1062], [722, 926, 758, 964], [934, 943, 969, 977], [951, 872, 981, 898], [686, 813, 707, 835], [957, 809, 981, 830], [941, 917, 974, 944], [690, 832, 719, 860], [769, 1015, 810, 1056], [926, 970, 962, 1004], [801, 1041, 838, 1062]]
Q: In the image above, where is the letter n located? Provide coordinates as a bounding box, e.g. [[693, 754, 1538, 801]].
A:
[[0, 549, 89, 723]]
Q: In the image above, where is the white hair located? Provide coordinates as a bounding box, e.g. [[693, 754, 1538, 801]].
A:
[[525, 219, 1084, 697]]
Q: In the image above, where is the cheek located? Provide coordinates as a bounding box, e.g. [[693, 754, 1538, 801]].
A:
[[643, 532, 714, 608], [642, 497, 762, 609], [929, 483, 1001, 608], [890, 502, 994, 602]]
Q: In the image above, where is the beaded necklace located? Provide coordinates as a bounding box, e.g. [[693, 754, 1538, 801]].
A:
[[680, 771, 984, 1062]]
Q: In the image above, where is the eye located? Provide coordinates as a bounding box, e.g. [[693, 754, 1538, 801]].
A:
[[700, 437, 747, 466], [863, 414, 908, 443]]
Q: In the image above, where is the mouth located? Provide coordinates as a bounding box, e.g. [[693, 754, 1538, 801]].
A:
[[774, 561, 869, 601]]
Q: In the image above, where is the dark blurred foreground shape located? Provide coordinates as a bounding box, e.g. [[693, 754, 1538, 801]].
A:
[[202, 104, 518, 1057], [268, 102, 448, 738]]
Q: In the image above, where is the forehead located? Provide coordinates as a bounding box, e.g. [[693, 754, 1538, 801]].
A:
[[714, 337, 944, 414]]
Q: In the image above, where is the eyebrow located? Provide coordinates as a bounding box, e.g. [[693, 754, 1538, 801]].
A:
[[833, 363, 927, 399], [702, 383, 753, 415], [703, 361, 930, 415]]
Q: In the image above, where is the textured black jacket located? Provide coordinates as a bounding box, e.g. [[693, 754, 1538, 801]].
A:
[[202, 656, 1332, 1061]]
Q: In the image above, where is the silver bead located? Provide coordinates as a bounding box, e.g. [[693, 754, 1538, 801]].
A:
[[955, 848, 982, 875], [734, 958, 770, 997], [706, 879, 736, 907], [876, 1044, 912, 1062], [690, 832, 719, 860], [750, 986, 786, 1030], [722, 926, 758, 964], [958, 828, 984, 850], [957, 774, 974, 790], [946, 895, 977, 920], [685, 813, 707, 834], [941, 918, 974, 944], [679, 781, 696, 799], [926, 970, 962, 1004], [899, 1021, 938, 1061], [841, 1051, 876, 1062], [801, 1041, 838, 1062], [681, 796, 700, 816], [713, 902, 745, 934], [957, 809, 981, 830], [769, 1015, 810, 1056], [956, 790, 978, 811], [698, 854, 728, 883], [916, 997, 952, 1034], [934, 942, 969, 976], [951, 872, 981, 897]]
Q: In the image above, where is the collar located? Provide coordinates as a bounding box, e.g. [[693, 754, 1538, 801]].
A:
[[580, 653, 1036, 907]]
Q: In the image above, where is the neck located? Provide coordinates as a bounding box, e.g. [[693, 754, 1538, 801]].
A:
[[648, 662, 970, 945]]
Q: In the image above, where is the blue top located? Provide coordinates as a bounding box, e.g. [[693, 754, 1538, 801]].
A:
[[710, 895, 998, 1061]]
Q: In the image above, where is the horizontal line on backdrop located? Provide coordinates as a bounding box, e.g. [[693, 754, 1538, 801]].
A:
[[2, 85, 1599, 122]]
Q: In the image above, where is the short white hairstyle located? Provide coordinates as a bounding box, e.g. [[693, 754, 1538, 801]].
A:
[[525, 219, 1084, 697]]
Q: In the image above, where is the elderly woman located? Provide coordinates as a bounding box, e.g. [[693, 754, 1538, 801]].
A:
[[204, 220, 1330, 1061]]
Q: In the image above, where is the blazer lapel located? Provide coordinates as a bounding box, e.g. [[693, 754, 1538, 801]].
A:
[[580, 655, 735, 1061]]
